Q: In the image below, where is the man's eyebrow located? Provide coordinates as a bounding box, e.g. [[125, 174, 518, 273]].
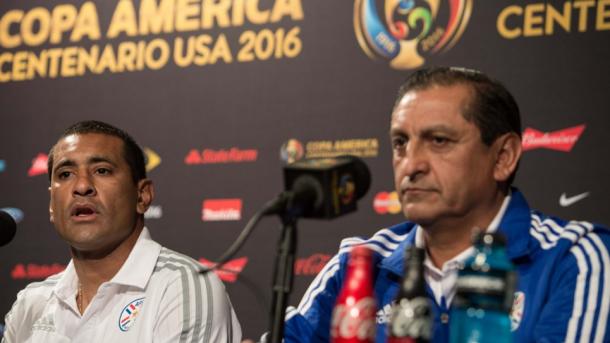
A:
[[420, 125, 459, 136], [389, 124, 460, 137], [389, 127, 403, 136], [53, 159, 76, 173], [88, 156, 117, 166]]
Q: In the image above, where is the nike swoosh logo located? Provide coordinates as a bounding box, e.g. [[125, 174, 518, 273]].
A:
[[559, 192, 590, 207]]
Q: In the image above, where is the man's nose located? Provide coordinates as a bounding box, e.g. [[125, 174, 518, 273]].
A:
[[399, 142, 430, 182], [73, 174, 96, 197]]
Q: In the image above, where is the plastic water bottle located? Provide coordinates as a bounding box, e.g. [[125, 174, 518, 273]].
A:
[[450, 232, 516, 343]]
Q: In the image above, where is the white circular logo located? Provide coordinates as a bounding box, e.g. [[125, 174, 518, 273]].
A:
[[510, 292, 525, 331]]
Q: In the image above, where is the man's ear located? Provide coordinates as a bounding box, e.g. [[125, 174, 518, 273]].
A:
[[136, 179, 154, 215], [493, 132, 522, 183], [49, 186, 54, 223]]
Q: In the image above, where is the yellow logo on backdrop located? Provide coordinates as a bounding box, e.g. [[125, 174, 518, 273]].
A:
[[281, 138, 379, 164], [0, 0, 304, 82], [353, 0, 473, 69], [144, 148, 161, 172], [497, 0, 610, 39]]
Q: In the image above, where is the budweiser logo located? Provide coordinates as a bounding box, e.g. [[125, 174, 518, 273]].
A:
[[11, 263, 66, 280], [522, 125, 585, 152], [199, 257, 248, 283], [294, 253, 331, 276], [331, 297, 376, 341], [185, 148, 258, 165], [201, 199, 242, 221]]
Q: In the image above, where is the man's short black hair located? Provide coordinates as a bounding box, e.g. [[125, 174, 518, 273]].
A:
[[394, 66, 522, 184], [47, 120, 146, 184]]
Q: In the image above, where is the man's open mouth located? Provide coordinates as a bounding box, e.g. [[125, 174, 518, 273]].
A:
[[71, 204, 97, 218]]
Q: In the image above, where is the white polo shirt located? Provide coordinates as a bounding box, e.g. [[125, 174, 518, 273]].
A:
[[415, 195, 511, 308], [2, 228, 242, 343]]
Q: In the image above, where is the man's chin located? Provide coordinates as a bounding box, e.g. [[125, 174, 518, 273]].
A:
[[402, 208, 435, 226], [69, 242, 118, 260]]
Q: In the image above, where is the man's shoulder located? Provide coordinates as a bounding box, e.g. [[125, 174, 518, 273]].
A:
[[335, 222, 414, 261], [528, 210, 610, 251], [6, 271, 64, 322], [154, 247, 205, 276], [152, 246, 226, 286], [17, 271, 64, 298]]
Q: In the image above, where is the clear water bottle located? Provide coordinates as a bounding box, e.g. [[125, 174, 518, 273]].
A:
[[450, 232, 516, 343]]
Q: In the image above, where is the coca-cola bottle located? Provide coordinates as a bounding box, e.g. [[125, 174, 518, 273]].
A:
[[330, 245, 376, 343], [388, 246, 432, 343]]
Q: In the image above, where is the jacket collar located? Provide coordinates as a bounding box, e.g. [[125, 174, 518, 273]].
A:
[[496, 188, 534, 261], [379, 188, 533, 276], [53, 227, 161, 302], [379, 222, 417, 276]]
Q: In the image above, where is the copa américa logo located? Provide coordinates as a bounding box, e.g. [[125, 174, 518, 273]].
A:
[[354, 0, 472, 69], [280, 139, 305, 164]]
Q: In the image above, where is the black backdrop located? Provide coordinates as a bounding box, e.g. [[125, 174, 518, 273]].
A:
[[1, 0, 609, 338]]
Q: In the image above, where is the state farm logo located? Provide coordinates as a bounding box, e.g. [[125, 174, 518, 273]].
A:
[[373, 191, 401, 215], [185, 147, 258, 165], [294, 253, 331, 276], [202, 199, 242, 221], [522, 125, 585, 152], [28, 153, 48, 177], [11, 263, 66, 280], [199, 257, 248, 283]]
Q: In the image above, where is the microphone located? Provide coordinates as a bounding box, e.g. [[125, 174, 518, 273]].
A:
[[0, 210, 17, 247], [266, 155, 371, 219]]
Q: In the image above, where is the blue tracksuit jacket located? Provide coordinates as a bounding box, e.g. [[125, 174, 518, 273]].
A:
[[283, 189, 610, 342]]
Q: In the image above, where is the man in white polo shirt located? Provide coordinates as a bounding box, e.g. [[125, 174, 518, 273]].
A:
[[2, 120, 241, 342]]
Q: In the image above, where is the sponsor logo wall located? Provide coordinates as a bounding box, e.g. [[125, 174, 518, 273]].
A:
[[186, 147, 258, 165], [27, 153, 48, 177], [201, 199, 243, 221], [521, 125, 585, 152], [1, 0, 608, 338]]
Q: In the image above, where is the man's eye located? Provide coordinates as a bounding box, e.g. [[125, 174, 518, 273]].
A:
[[392, 137, 407, 149], [431, 136, 449, 146], [58, 171, 71, 179], [96, 168, 110, 175]]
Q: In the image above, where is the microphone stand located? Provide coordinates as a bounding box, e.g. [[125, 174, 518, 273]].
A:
[[268, 199, 299, 343]]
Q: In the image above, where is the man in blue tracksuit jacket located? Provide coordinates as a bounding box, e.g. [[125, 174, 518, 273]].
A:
[[283, 67, 610, 342]]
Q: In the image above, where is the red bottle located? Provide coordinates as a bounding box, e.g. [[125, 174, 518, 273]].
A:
[[330, 245, 376, 343]]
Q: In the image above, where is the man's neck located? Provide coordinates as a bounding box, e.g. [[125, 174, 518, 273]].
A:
[[422, 191, 508, 269], [71, 223, 144, 312]]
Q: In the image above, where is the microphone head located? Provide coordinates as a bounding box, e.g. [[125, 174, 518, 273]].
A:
[[0, 210, 17, 247], [283, 155, 372, 219], [348, 156, 371, 200]]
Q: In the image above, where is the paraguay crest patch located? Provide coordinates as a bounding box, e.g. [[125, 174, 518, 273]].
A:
[[510, 292, 525, 331], [118, 297, 145, 332]]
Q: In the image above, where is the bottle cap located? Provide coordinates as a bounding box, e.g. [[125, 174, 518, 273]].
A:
[[404, 245, 425, 264], [473, 231, 507, 247]]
